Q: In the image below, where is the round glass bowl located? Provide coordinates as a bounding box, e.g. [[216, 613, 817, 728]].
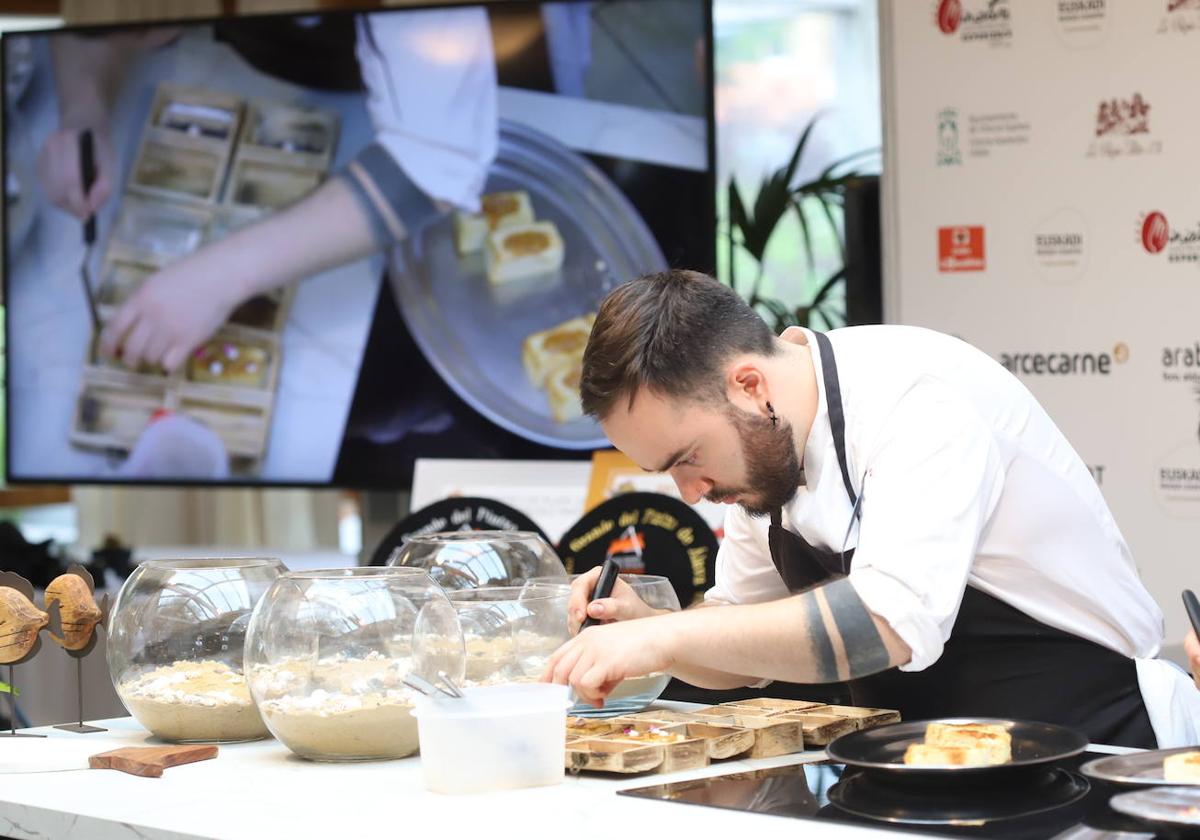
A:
[[388, 531, 567, 589], [523, 574, 681, 716], [245, 567, 465, 762], [107, 557, 285, 743], [446, 587, 571, 687]]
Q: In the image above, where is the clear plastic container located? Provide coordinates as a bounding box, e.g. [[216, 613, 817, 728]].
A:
[[523, 574, 681, 716], [413, 683, 571, 794], [244, 567, 465, 761], [388, 531, 567, 589], [106, 557, 285, 743], [446, 586, 570, 687]]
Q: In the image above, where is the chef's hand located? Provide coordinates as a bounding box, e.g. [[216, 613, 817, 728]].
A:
[[36, 126, 114, 221], [567, 566, 665, 634], [100, 250, 248, 372], [1187, 630, 1200, 690], [542, 618, 674, 708]]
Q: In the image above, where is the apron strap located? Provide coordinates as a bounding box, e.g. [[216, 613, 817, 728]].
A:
[[813, 331, 857, 507]]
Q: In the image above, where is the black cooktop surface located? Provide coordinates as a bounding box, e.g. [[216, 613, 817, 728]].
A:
[[618, 752, 1196, 839]]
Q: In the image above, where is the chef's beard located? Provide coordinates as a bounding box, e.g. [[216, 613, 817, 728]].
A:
[[706, 406, 805, 518]]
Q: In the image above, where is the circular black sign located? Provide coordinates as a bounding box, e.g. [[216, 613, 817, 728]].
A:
[[368, 496, 550, 566], [556, 493, 718, 606]]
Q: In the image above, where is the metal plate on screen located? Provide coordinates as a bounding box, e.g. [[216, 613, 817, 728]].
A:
[[390, 119, 666, 450]]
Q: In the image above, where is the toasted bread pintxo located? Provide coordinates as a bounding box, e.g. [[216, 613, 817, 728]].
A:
[[903, 743, 995, 767], [924, 722, 1012, 765], [545, 363, 583, 423], [521, 314, 593, 388], [1164, 751, 1200, 783], [454, 191, 535, 255], [485, 221, 565, 285]]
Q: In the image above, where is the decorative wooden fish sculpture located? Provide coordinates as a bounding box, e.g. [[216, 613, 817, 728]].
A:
[[44, 565, 107, 654], [0, 572, 50, 666]]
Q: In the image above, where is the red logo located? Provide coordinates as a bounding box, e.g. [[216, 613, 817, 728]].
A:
[[1096, 94, 1150, 137], [938, 226, 986, 272], [1142, 212, 1169, 254], [937, 0, 962, 33]]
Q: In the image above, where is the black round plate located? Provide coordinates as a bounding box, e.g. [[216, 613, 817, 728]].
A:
[[826, 718, 1088, 779], [828, 766, 1090, 825]]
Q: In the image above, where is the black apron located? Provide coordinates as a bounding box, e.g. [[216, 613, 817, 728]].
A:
[[769, 332, 1157, 749]]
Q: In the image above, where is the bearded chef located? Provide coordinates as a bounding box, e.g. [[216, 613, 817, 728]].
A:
[[543, 270, 1200, 748]]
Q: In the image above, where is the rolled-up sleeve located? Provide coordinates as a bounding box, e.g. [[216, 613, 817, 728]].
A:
[[337, 142, 437, 247], [848, 380, 1007, 672]]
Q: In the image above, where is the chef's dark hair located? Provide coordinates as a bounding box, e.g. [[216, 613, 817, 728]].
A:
[[580, 269, 778, 419]]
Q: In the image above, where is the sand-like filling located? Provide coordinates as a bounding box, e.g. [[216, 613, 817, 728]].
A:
[[252, 653, 419, 761], [119, 660, 269, 743]]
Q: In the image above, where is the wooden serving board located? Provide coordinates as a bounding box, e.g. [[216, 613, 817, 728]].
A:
[[777, 704, 902, 746], [90, 745, 218, 778], [566, 699, 901, 774], [70, 81, 336, 478], [701, 700, 901, 746]]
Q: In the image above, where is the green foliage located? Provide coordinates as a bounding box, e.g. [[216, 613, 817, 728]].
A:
[[722, 114, 878, 332]]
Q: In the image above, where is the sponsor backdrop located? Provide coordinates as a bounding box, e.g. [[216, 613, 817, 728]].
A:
[[880, 0, 1200, 647]]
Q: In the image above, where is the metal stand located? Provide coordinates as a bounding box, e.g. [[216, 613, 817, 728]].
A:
[[0, 665, 43, 738], [54, 658, 105, 734]]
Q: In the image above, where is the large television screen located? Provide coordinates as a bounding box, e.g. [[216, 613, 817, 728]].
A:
[[3, 0, 714, 487]]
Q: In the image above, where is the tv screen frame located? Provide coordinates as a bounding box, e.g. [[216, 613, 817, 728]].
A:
[[1, 0, 717, 489]]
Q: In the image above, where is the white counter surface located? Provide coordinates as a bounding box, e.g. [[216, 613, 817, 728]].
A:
[[0, 704, 963, 840]]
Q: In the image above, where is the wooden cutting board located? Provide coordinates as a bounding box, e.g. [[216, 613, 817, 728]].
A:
[[89, 745, 218, 778]]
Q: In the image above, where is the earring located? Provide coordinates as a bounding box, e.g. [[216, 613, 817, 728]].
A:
[[766, 401, 778, 428]]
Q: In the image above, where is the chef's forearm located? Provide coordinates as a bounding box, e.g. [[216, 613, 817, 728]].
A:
[[663, 600, 760, 688], [659, 578, 911, 684], [51, 31, 172, 128], [666, 663, 760, 691], [51, 36, 120, 129], [211, 178, 380, 300]]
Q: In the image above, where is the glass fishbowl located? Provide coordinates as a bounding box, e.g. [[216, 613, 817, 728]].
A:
[[244, 567, 465, 761], [106, 557, 285, 743], [446, 586, 571, 688], [523, 574, 681, 716], [388, 531, 567, 589]]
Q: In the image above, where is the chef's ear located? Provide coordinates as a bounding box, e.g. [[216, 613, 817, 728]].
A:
[[726, 358, 770, 413]]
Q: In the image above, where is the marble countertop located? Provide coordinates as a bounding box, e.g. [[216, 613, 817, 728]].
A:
[[0, 706, 906, 840]]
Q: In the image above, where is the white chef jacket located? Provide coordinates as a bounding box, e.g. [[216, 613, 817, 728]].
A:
[[355, 10, 498, 213], [707, 325, 1200, 746]]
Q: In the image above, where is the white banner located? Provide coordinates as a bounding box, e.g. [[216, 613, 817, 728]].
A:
[[881, 0, 1200, 647]]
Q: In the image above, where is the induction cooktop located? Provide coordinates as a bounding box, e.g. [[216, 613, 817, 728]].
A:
[[618, 752, 1185, 839]]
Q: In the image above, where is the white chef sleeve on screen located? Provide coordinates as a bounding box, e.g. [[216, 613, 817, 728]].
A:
[[705, 505, 789, 607], [352, 9, 498, 214], [847, 379, 1007, 672]]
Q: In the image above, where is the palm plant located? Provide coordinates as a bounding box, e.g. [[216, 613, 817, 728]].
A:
[[724, 114, 879, 332]]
